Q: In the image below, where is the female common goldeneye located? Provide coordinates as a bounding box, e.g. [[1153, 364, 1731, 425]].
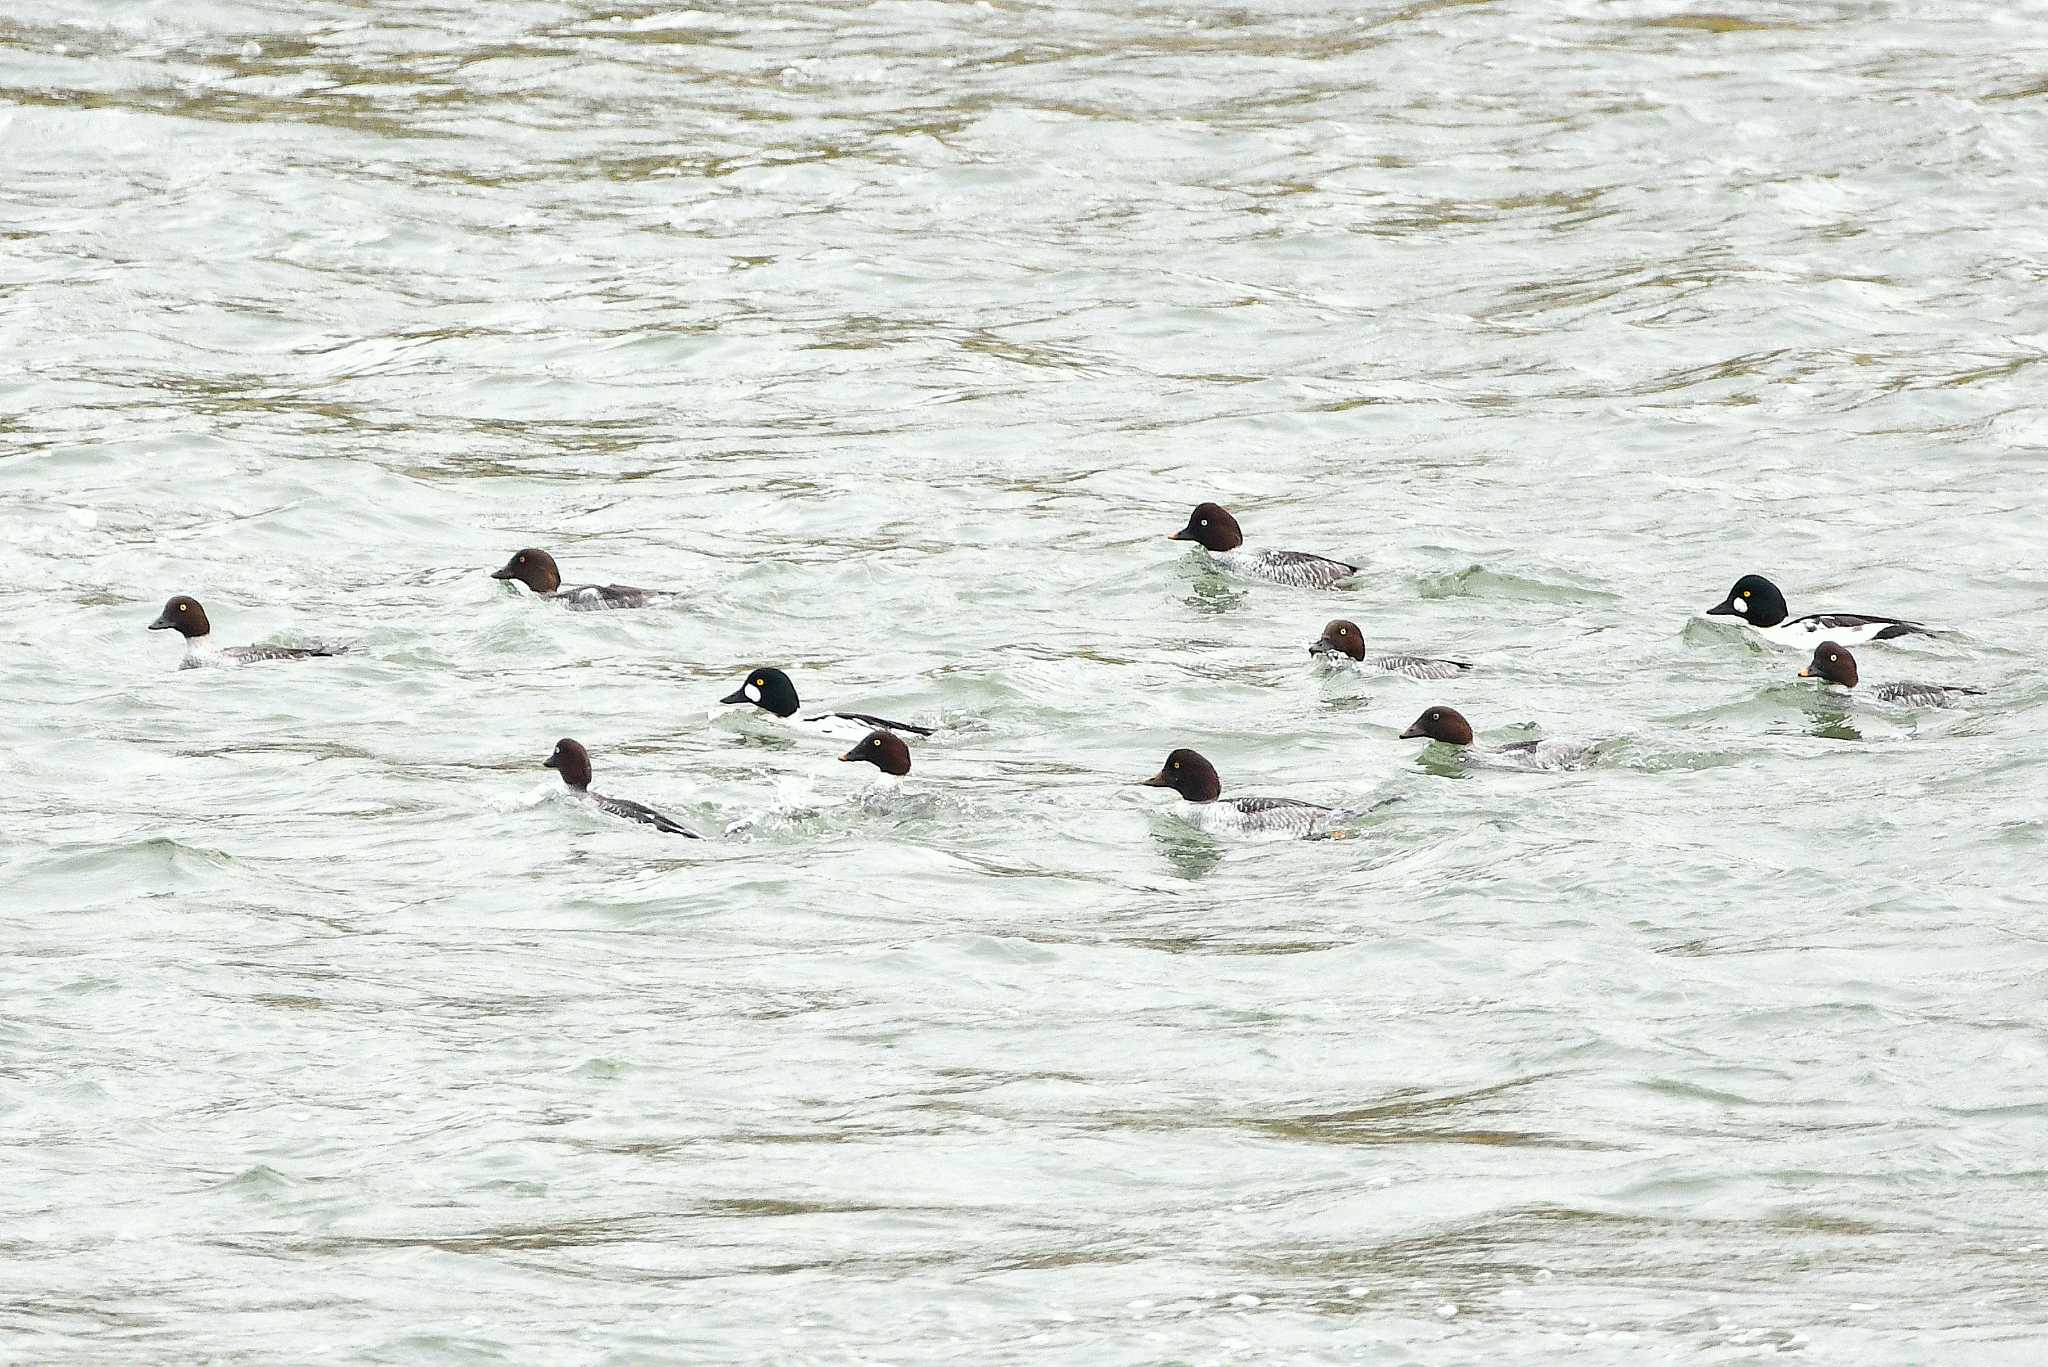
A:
[[1309, 618, 1471, 680], [1798, 642, 1982, 708], [1705, 574, 1925, 647], [1169, 502, 1358, 589], [544, 738, 699, 836], [718, 667, 935, 740], [1399, 706, 1596, 770], [492, 549, 655, 610], [841, 730, 913, 779], [148, 595, 351, 669], [1141, 747, 1356, 837]]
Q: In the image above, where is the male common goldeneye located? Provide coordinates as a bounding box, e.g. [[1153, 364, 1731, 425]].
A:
[[841, 730, 913, 779], [148, 595, 351, 669], [1309, 618, 1470, 680], [492, 548, 655, 610], [1141, 747, 1356, 837], [718, 667, 935, 740], [1169, 502, 1358, 589], [1798, 642, 1982, 708], [1704, 574, 1925, 647], [1399, 706, 1596, 770], [544, 738, 699, 836]]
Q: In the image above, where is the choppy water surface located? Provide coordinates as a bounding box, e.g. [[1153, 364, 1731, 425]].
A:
[[6, 1, 2048, 1361]]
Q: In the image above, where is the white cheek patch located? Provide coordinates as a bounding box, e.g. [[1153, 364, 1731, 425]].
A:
[[1731, 598, 1747, 613], [743, 682, 761, 703]]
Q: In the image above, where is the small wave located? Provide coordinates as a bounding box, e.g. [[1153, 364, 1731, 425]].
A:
[[1415, 565, 1620, 604]]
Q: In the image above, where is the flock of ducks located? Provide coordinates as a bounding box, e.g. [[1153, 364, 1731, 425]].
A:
[[146, 502, 1976, 841]]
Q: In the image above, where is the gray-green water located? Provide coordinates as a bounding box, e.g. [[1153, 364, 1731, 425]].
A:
[[5, 2, 2047, 1362]]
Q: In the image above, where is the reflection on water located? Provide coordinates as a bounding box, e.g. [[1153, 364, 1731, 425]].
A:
[[1802, 700, 1864, 743], [1182, 569, 1250, 615], [1412, 746, 1473, 780], [1154, 826, 1226, 881]]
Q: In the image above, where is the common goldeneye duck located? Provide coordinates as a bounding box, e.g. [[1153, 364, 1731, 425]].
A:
[[1140, 747, 1356, 837], [841, 730, 913, 777], [492, 548, 655, 611], [1798, 641, 1982, 708], [1168, 502, 1358, 590], [717, 666, 935, 740], [1704, 573, 1926, 647], [544, 738, 699, 836], [1308, 618, 1471, 681], [147, 595, 351, 670], [1399, 706, 1595, 770]]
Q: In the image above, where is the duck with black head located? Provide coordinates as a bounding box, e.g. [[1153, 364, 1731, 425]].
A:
[[1704, 573, 1926, 648], [543, 738, 699, 836], [1168, 502, 1358, 590], [492, 548, 657, 611], [148, 595, 351, 670], [718, 667, 935, 741], [1798, 641, 1981, 708], [1308, 618, 1471, 681], [1400, 706, 1597, 771], [1141, 747, 1359, 838]]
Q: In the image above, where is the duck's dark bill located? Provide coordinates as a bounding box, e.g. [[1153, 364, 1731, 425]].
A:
[[1705, 601, 1736, 615], [1399, 723, 1426, 738], [1142, 772, 1171, 786], [718, 687, 749, 705], [148, 614, 175, 630]]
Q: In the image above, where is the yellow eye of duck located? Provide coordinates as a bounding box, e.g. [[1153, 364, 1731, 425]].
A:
[[1172, 760, 1181, 769], [753, 678, 764, 687], [1742, 589, 1752, 598]]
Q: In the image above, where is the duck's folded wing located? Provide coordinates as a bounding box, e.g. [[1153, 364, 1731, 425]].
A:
[[222, 642, 352, 663], [1874, 682, 1981, 707], [595, 793, 700, 837], [1492, 739, 1597, 770], [1229, 796, 1337, 834], [1799, 612, 1926, 637], [1371, 654, 1472, 681], [560, 583, 653, 610], [816, 711, 935, 736], [1254, 550, 1359, 588]]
